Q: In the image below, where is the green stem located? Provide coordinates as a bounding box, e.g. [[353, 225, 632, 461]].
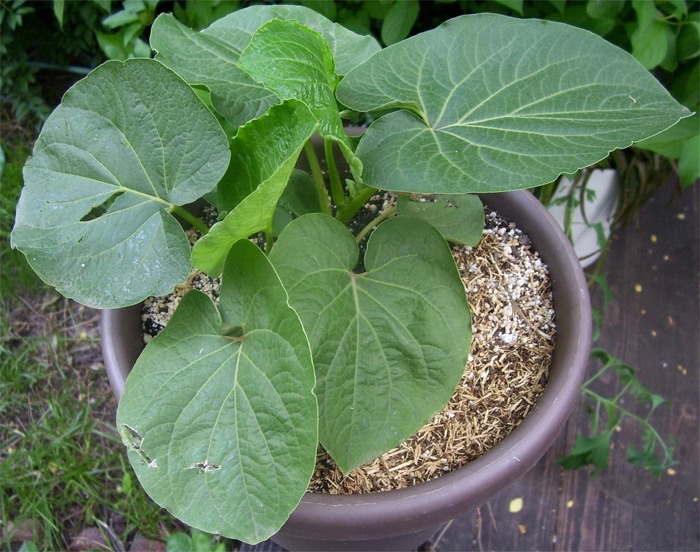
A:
[[304, 140, 331, 216], [27, 61, 92, 75], [355, 206, 397, 243], [170, 205, 209, 235], [336, 185, 378, 225], [264, 223, 274, 255], [577, 169, 595, 227], [562, 172, 582, 241], [535, 179, 558, 206], [581, 362, 612, 389], [324, 140, 346, 208]]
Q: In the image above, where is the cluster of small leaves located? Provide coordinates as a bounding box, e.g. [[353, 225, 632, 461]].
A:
[[0, 0, 106, 124], [297, 0, 422, 45], [623, 0, 698, 188], [92, 0, 158, 59], [559, 348, 676, 476]]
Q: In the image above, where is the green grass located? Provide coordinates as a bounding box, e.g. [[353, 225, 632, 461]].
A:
[[0, 296, 183, 550]]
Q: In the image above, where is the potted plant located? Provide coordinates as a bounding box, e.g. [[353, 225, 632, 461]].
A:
[[11, 5, 690, 550]]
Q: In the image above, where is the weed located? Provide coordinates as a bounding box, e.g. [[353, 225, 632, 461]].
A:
[[558, 347, 676, 476]]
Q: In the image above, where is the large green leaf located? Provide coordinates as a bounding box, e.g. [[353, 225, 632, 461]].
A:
[[269, 214, 471, 473], [239, 19, 363, 181], [336, 14, 692, 194], [191, 99, 318, 275], [11, 59, 230, 308], [117, 240, 317, 544], [150, 14, 281, 127]]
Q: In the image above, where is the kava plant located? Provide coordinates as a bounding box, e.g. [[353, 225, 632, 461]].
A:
[[10, 5, 690, 544]]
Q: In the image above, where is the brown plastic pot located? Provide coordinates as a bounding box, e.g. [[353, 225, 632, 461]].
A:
[[102, 189, 591, 551]]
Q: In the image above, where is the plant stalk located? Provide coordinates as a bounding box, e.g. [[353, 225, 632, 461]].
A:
[[303, 140, 332, 216], [27, 61, 92, 75], [324, 140, 346, 208], [170, 205, 209, 235], [264, 222, 274, 255], [336, 185, 378, 224], [355, 206, 397, 243]]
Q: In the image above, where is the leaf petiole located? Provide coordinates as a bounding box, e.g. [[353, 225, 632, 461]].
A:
[[325, 139, 346, 209], [335, 185, 378, 224], [169, 205, 209, 236], [355, 206, 396, 243], [303, 140, 332, 216]]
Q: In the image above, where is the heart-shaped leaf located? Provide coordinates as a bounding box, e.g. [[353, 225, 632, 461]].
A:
[[240, 20, 338, 136], [269, 214, 471, 472], [336, 13, 692, 194], [117, 239, 317, 544], [239, 19, 363, 181], [11, 59, 230, 308], [151, 14, 281, 127], [397, 194, 485, 246], [191, 99, 318, 275]]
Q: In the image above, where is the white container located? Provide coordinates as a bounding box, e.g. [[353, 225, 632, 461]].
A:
[[547, 169, 619, 268]]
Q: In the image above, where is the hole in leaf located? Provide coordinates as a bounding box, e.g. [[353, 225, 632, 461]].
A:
[[120, 423, 155, 466], [120, 424, 143, 447], [188, 460, 221, 473], [80, 191, 124, 222]]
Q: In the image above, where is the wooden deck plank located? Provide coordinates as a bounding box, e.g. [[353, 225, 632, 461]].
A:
[[556, 181, 699, 552]]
